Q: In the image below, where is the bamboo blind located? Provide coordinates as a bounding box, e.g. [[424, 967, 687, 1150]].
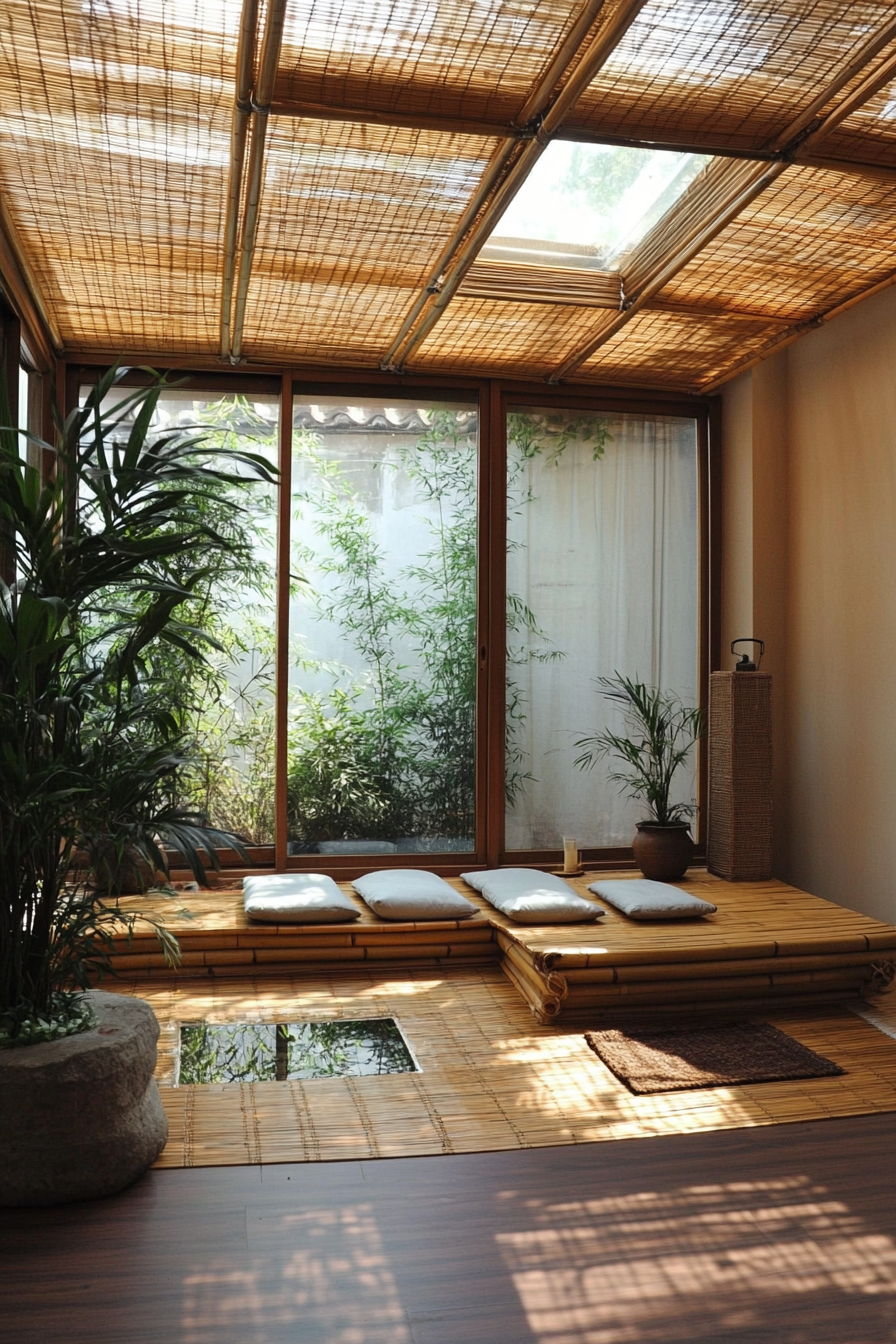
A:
[[823, 76, 896, 168], [413, 295, 612, 379], [274, 0, 592, 129], [5, 2, 896, 383], [576, 307, 781, 388], [458, 260, 622, 308], [0, 0, 242, 354], [239, 118, 498, 362], [565, 0, 896, 152], [659, 162, 896, 324]]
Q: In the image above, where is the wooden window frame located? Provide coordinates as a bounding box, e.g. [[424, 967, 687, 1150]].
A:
[[67, 363, 718, 878]]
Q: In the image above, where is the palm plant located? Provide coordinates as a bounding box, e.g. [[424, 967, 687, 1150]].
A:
[[0, 366, 276, 1043], [573, 673, 704, 825]]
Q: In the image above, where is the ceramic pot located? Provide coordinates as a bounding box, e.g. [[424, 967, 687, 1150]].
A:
[[632, 821, 694, 881]]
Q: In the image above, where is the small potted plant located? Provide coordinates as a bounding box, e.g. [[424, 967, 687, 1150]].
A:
[[574, 673, 705, 881]]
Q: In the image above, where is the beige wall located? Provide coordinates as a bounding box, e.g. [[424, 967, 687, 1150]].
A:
[[722, 284, 896, 923]]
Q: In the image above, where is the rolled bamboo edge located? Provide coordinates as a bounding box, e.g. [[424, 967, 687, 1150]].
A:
[[500, 938, 568, 999], [534, 933, 896, 971], [555, 988, 869, 1024], [561, 952, 894, 984], [502, 946, 565, 1011], [562, 967, 874, 1007], [106, 950, 500, 977], [499, 958, 560, 1023]]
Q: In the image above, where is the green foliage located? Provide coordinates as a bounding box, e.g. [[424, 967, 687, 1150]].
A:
[[573, 673, 705, 825], [0, 991, 96, 1050], [122, 395, 279, 845], [179, 1018, 415, 1083], [287, 689, 409, 841], [287, 407, 612, 836], [561, 145, 647, 214], [0, 365, 276, 1033], [288, 410, 477, 843]]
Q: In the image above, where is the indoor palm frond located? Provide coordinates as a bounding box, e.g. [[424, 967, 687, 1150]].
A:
[[573, 673, 704, 826], [0, 365, 277, 1039]]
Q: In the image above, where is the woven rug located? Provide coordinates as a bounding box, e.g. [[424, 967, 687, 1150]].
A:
[[584, 1021, 845, 1095]]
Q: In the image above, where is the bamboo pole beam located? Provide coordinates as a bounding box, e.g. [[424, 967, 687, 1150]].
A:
[[549, 19, 896, 381], [229, 0, 288, 363], [268, 99, 513, 139], [769, 16, 896, 155], [220, 0, 259, 358], [264, 96, 896, 182], [0, 201, 60, 370], [381, 0, 651, 372], [512, 0, 610, 128], [800, 55, 896, 153]]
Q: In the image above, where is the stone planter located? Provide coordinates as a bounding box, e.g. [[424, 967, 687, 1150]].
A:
[[0, 990, 168, 1206], [632, 821, 694, 881]]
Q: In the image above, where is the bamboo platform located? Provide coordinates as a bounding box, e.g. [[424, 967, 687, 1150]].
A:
[[101, 966, 896, 1169], [107, 871, 896, 1027], [106, 887, 498, 976], [491, 871, 896, 1023]]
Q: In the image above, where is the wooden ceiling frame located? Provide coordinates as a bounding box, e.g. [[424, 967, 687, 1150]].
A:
[[269, 96, 896, 180], [379, 0, 652, 373], [0, 199, 59, 372], [549, 16, 896, 383]]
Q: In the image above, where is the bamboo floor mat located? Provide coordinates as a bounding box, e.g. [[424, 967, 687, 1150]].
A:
[[105, 968, 896, 1169]]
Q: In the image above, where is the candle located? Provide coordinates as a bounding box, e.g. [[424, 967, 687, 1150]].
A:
[[562, 836, 579, 873]]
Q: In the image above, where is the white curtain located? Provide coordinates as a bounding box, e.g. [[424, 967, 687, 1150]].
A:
[[505, 412, 699, 849]]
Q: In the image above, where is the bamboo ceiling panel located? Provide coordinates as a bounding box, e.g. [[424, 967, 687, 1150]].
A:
[[576, 308, 784, 389], [658, 163, 896, 324], [564, 0, 896, 154], [821, 75, 896, 170], [0, 0, 240, 353], [273, 0, 614, 127], [411, 296, 611, 379], [239, 118, 499, 362]]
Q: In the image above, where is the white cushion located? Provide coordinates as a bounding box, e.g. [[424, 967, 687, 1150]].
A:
[[352, 869, 478, 921], [588, 878, 717, 920], [461, 868, 604, 924], [243, 873, 361, 923]]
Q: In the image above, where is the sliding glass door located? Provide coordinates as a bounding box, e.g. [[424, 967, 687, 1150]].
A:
[[287, 395, 479, 858], [77, 371, 705, 869], [504, 406, 700, 855]]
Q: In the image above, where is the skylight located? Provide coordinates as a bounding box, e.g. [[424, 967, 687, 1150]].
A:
[[483, 141, 711, 271]]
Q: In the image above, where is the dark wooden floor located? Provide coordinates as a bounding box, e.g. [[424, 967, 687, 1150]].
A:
[[3, 1116, 896, 1344]]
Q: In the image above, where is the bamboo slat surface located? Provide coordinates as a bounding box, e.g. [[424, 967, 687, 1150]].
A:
[[103, 965, 896, 1169]]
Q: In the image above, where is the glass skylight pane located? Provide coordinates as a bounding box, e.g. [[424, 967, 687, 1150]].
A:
[[484, 141, 710, 271]]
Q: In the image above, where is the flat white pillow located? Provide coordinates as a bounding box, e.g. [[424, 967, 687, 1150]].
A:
[[352, 869, 478, 920], [244, 873, 361, 924], [588, 878, 717, 920], [461, 868, 604, 925]]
